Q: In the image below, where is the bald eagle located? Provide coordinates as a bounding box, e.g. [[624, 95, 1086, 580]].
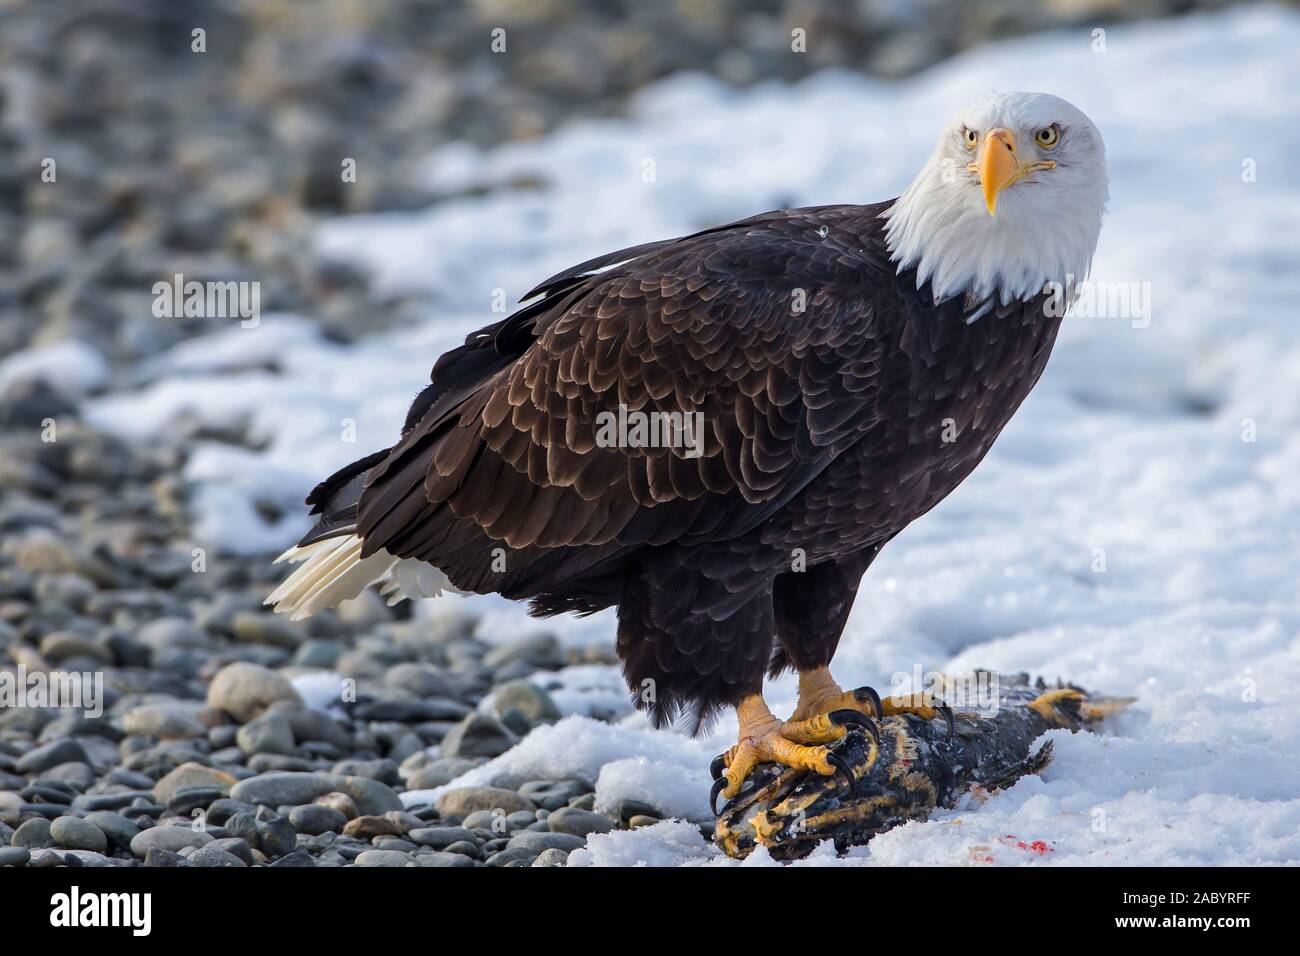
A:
[[268, 92, 1107, 812]]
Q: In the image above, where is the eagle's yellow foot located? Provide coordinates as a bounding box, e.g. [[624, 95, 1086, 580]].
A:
[[707, 694, 858, 816], [779, 708, 879, 746], [879, 691, 956, 737], [791, 667, 956, 739]]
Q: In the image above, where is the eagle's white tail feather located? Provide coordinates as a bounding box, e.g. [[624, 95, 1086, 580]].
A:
[[293, 542, 395, 621], [265, 535, 357, 608], [265, 532, 459, 620]]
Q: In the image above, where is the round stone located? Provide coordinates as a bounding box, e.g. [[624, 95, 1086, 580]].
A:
[[207, 661, 302, 722], [230, 772, 334, 807], [547, 807, 616, 838], [354, 849, 412, 867], [129, 826, 213, 858], [436, 786, 536, 819], [11, 818, 53, 849], [50, 816, 108, 852], [289, 804, 347, 835], [189, 845, 248, 867], [122, 703, 206, 738]]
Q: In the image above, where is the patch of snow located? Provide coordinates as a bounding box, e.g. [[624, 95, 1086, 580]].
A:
[[568, 818, 720, 867], [0, 339, 108, 395], [592, 756, 714, 823], [289, 671, 347, 714], [530, 664, 637, 722], [399, 713, 728, 812]]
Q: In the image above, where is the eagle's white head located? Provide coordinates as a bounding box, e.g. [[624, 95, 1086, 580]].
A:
[[883, 91, 1108, 309]]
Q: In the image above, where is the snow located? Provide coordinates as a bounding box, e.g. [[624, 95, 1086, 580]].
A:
[[0, 339, 107, 395], [84, 6, 1300, 864]]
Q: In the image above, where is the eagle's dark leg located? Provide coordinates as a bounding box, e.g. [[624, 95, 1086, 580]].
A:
[[710, 694, 862, 812], [769, 547, 954, 742], [618, 544, 864, 812]]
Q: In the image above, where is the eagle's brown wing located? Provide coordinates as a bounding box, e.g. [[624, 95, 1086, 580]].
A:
[[353, 203, 896, 600]]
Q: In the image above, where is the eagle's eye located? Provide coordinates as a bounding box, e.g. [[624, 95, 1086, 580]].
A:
[[1035, 125, 1060, 148], [961, 127, 978, 150]]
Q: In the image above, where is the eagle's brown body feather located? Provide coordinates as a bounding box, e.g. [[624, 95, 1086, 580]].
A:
[[298, 202, 1062, 732]]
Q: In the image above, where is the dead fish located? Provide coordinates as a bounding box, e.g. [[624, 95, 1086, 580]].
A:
[[713, 671, 1132, 860]]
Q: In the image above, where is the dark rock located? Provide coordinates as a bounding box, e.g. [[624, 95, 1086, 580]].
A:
[[439, 712, 516, 758], [0, 846, 31, 867], [129, 825, 212, 857], [289, 804, 346, 835], [547, 807, 615, 838], [190, 845, 247, 867], [269, 848, 316, 867], [16, 738, 89, 774], [207, 837, 255, 865], [207, 662, 301, 722], [408, 825, 477, 849], [437, 786, 535, 818], [255, 814, 297, 858], [11, 817, 54, 849], [143, 847, 193, 867], [49, 816, 108, 852], [230, 771, 334, 807]]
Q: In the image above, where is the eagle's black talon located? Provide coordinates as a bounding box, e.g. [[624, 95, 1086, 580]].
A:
[[935, 704, 956, 739], [852, 685, 883, 719], [827, 752, 854, 790], [828, 708, 879, 745], [709, 753, 727, 780], [709, 777, 728, 817], [830, 708, 879, 746]]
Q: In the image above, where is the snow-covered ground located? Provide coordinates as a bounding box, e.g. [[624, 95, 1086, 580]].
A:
[[81, 6, 1300, 864]]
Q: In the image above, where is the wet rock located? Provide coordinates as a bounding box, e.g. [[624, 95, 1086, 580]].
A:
[[547, 806, 615, 838], [414, 850, 475, 867], [236, 710, 296, 755], [190, 845, 248, 867], [408, 825, 477, 849], [319, 774, 403, 816], [384, 662, 455, 698], [143, 848, 193, 867], [230, 610, 303, 649], [483, 632, 564, 672], [0, 846, 31, 867], [16, 738, 89, 774], [354, 849, 412, 867], [11, 817, 54, 849], [255, 814, 297, 858], [83, 811, 139, 851], [207, 661, 302, 722], [289, 803, 346, 835], [506, 830, 586, 853], [230, 771, 334, 807], [436, 786, 536, 819], [122, 702, 207, 738], [129, 825, 213, 857], [153, 762, 237, 804], [269, 848, 316, 867], [49, 816, 108, 852], [439, 712, 517, 758]]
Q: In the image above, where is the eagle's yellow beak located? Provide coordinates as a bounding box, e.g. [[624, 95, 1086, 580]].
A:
[[975, 128, 1057, 216], [978, 128, 1020, 216]]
